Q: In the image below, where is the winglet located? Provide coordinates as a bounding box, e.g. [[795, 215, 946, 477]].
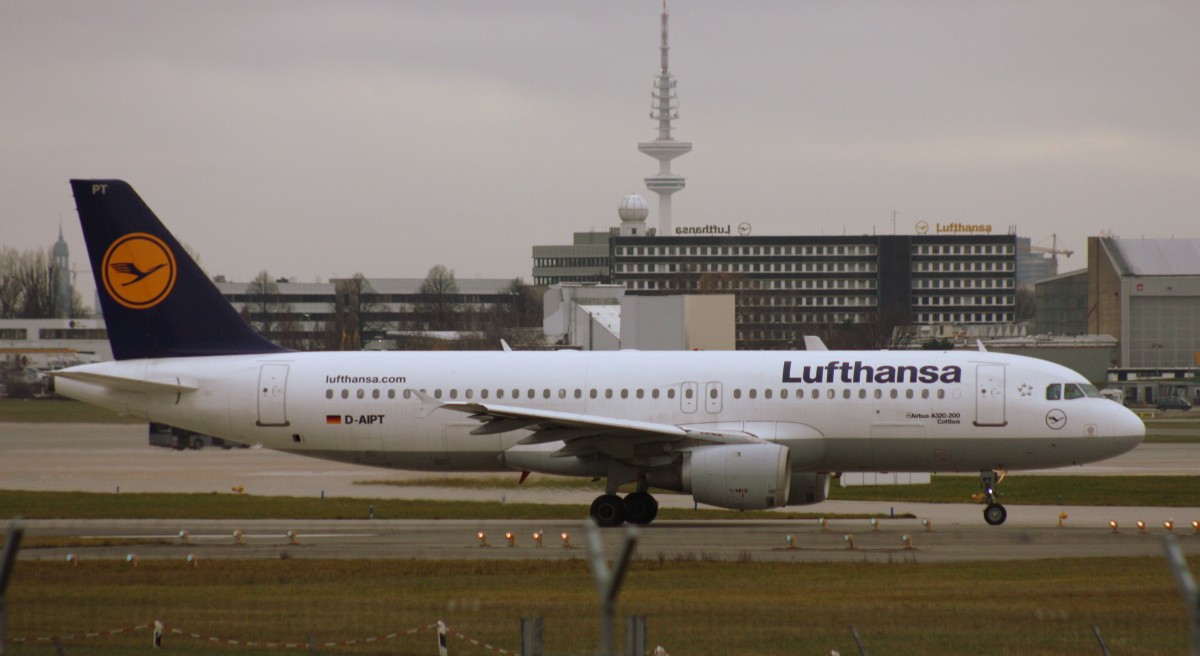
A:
[[501, 339, 513, 352], [803, 336, 828, 351], [977, 339, 988, 352]]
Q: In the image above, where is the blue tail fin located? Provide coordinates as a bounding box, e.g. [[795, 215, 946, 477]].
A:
[[71, 179, 288, 360]]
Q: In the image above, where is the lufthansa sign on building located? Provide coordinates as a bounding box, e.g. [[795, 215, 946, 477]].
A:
[[915, 221, 992, 235], [674, 222, 752, 236]]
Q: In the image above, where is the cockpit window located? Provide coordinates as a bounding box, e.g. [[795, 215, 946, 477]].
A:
[[1048, 382, 1102, 401]]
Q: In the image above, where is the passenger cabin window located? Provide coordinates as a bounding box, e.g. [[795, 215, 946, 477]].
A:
[[1046, 384, 1062, 401], [326, 390, 334, 399]]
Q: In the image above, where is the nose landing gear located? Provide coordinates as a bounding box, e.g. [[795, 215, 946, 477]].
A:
[[981, 469, 1007, 525]]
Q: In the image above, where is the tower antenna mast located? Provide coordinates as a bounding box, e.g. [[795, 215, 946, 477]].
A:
[[638, 0, 692, 236]]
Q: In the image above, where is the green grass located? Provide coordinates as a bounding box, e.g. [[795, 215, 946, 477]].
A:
[[0, 398, 142, 423], [0, 472, 1195, 526], [0, 490, 883, 522], [830, 474, 1198, 506], [4, 557, 1194, 655], [361, 473, 1200, 508]]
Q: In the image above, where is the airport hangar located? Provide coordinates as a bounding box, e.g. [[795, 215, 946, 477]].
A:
[[1037, 236, 1200, 405]]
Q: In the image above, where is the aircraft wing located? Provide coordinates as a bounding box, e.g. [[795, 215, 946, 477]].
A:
[[428, 398, 765, 459], [53, 370, 198, 394]]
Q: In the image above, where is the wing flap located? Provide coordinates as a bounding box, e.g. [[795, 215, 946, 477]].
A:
[[430, 400, 765, 454]]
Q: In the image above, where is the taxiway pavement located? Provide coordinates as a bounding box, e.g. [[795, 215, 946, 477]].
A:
[[2, 422, 1198, 562]]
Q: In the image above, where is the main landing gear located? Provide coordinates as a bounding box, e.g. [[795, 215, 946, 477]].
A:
[[980, 469, 1007, 526], [589, 489, 659, 527]]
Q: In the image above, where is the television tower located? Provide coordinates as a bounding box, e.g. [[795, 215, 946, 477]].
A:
[[638, 1, 691, 236]]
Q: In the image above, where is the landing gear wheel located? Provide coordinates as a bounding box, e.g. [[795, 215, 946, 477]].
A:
[[590, 494, 626, 527], [623, 491, 659, 525], [979, 469, 1007, 526]]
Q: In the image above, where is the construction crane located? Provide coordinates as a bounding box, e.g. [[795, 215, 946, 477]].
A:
[[1030, 233, 1075, 276]]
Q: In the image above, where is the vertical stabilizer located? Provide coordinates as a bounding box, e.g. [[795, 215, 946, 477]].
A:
[[70, 179, 287, 360]]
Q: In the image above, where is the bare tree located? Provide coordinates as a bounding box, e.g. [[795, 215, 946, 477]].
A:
[[1015, 287, 1035, 323], [328, 274, 385, 350], [244, 270, 293, 345], [0, 247, 66, 318], [418, 265, 459, 330]]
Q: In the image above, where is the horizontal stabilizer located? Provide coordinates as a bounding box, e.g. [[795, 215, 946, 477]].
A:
[[53, 370, 198, 394]]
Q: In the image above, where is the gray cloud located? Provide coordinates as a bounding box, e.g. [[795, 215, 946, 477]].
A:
[[3, 1, 1197, 306]]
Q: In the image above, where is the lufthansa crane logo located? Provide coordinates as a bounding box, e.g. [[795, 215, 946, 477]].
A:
[[101, 233, 177, 309]]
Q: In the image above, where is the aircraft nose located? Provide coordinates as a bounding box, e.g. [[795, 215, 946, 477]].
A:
[[1110, 404, 1145, 449]]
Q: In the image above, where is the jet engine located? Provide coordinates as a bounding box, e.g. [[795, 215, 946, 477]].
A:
[[785, 472, 830, 506], [681, 443, 791, 510]]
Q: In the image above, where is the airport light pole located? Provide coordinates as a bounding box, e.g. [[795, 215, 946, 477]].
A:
[[1162, 535, 1200, 655], [584, 519, 639, 656], [0, 517, 26, 656]]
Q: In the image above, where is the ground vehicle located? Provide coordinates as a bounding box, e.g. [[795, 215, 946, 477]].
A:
[[148, 422, 248, 450], [1155, 396, 1192, 411]]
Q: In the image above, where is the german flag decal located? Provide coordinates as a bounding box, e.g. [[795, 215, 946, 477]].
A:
[[326, 415, 342, 425]]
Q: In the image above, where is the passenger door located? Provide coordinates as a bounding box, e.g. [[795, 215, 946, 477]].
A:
[[974, 364, 1006, 427]]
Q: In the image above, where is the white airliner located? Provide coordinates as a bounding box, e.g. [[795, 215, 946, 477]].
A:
[[54, 180, 1145, 526]]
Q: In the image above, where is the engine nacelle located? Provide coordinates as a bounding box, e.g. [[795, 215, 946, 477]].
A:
[[501, 443, 607, 478], [785, 472, 830, 506], [682, 443, 791, 510]]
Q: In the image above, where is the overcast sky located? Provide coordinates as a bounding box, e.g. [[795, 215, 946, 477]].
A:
[[3, 1, 1198, 304]]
